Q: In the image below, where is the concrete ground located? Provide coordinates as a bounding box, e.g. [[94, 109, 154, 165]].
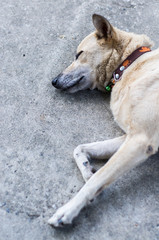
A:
[[0, 0, 159, 239]]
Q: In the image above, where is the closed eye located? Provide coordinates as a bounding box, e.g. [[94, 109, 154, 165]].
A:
[[75, 50, 84, 60]]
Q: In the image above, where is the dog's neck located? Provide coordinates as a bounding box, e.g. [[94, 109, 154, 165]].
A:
[[103, 28, 153, 88]]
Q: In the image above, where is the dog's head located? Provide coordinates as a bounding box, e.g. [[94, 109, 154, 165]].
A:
[[52, 14, 116, 93]]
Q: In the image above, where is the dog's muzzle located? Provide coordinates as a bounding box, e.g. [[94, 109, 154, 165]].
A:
[[52, 71, 85, 91], [52, 73, 63, 89]]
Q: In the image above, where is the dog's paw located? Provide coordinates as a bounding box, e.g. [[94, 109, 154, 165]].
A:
[[48, 203, 77, 227]]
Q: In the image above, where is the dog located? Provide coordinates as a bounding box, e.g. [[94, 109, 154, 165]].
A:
[[48, 14, 158, 227]]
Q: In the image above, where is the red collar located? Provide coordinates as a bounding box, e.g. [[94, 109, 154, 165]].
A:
[[105, 46, 151, 92]]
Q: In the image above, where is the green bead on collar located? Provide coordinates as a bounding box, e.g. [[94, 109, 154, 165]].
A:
[[105, 85, 111, 92]]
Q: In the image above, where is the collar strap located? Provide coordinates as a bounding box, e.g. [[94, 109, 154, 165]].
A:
[[105, 46, 151, 92]]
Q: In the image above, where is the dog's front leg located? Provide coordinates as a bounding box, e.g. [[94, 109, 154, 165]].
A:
[[48, 134, 152, 227], [73, 135, 126, 182]]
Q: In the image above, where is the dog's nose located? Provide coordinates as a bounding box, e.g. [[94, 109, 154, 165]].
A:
[[52, 73, 62, 88], [52, 76, 58, 87]]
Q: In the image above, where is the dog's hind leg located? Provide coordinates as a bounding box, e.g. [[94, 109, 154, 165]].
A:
[[48, 133, 154, 227], [73, 135, 126, 182]]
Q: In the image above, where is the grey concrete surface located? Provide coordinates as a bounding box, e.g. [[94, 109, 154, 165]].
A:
[[0, 0, 159, 239]]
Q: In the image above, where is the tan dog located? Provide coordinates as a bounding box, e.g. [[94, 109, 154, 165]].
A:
[[49, 14, 158, 227]]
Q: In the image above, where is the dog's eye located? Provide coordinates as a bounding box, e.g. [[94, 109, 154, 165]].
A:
[[75, 51, 83, 60]]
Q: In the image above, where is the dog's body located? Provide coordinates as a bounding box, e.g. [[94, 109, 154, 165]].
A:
[[49, 14, 158, 227]]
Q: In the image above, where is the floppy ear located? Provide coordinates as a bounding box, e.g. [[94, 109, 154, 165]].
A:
[[92, 14, 113, 38]]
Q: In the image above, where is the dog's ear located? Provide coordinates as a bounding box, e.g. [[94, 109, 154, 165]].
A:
[[92, 14, 113, 39]]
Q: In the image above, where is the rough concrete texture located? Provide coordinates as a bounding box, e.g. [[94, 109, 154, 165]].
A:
[[0, 0, 159, 239]]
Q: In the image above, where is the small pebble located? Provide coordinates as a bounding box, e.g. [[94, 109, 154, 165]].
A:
[[6, 208, 10, 213], [40, 152, 44, 157], [52, 204, 56, 209], [0, 202, 6, 207], [59, 35, 65, 39]]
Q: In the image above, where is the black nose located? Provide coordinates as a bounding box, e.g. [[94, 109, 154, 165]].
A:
[[52, 73, 63, 88], [52, 76, 58, 87]]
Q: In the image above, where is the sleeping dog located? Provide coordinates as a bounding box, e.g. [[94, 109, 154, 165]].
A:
[[49, 14, 158, 227]]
